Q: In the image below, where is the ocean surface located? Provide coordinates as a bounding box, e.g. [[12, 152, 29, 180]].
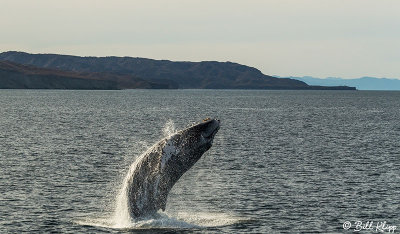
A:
[[0, 90, 399, 233]]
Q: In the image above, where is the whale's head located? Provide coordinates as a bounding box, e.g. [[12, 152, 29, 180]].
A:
[[160, 118, 220, 178], [181, 118, 220, 151]]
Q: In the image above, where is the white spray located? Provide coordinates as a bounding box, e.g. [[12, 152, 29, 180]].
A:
[[111, 119, 177, 228], [163, 119, 177, 137]]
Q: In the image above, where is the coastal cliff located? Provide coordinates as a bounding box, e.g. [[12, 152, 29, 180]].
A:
[[0, 51, 356, 90]]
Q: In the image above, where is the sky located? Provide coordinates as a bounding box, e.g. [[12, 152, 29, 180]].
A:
[[1, 0, 399, 79]]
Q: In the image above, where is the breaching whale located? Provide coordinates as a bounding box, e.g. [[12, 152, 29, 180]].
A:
[[124, 118, 220, 218]]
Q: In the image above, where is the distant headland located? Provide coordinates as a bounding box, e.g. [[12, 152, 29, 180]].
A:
[[282, 76, 400, 91], [0, 51, 356, 90]]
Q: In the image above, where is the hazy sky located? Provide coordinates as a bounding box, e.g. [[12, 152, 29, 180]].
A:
[[1, 0, 399, 78]]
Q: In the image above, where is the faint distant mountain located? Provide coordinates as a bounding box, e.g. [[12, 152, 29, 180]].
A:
[[290, 76, 400, 90], [0, 51, 355, 90], [0, 60, 169, 89]]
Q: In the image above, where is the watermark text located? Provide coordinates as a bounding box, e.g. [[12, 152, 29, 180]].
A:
[[343, 221, 397, 233]]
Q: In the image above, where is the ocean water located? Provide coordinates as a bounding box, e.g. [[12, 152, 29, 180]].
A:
[[0, 90, 399, 233]]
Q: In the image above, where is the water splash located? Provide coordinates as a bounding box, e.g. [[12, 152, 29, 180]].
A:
[[163, 119, 176, 137], [112, 155, 141, 228], [75, 211, 247, 230], [110, 120, 176, 228]]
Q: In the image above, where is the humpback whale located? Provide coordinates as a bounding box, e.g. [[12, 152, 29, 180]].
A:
[[124, 118, 220, 218]]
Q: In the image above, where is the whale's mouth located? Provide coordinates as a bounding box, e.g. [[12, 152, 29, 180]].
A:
[[205, 126, 219, 139]]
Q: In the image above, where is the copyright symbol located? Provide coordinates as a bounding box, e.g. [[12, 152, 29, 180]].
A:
[[343, 221, 352, 230]]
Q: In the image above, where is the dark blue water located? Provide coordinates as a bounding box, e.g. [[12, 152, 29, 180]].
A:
[[0, 90, 399, 233]]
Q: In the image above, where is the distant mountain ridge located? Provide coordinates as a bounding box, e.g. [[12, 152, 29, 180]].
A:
[[289, 76, 400, 90], [0, 51, 355, 90], [0, 60, 168, 89]]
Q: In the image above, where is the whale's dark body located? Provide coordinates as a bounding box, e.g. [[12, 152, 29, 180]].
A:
[[125, 119, 220, 218]]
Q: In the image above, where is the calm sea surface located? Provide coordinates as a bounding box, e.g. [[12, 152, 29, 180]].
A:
[[0, 90, 399, 233]]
